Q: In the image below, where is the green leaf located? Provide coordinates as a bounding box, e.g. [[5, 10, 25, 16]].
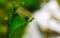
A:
[[9, 15, 27, 38]]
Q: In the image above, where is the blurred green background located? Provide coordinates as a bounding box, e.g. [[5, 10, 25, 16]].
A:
[[0, 0, 40, 38]]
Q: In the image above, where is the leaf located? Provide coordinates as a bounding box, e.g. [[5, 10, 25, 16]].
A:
[[9, 15, 27, 38]]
